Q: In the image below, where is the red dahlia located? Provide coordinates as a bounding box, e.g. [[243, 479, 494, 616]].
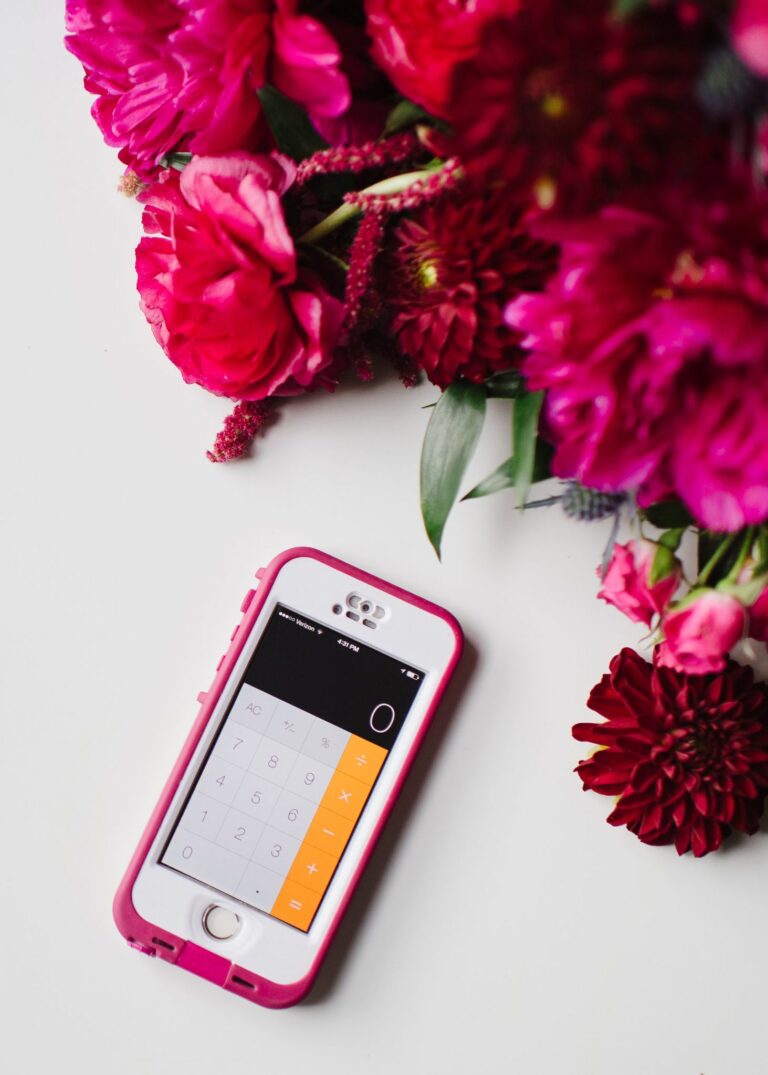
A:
[[574, 648, 768, 856], [447, 0, 720, 209], [383, 189, 557, 388]]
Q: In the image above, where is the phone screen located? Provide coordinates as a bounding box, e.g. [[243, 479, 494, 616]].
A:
[[160, 604, 424, 931]]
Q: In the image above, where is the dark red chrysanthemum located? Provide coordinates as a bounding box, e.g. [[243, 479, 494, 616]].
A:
[[382, 189, 558, 388], [574, 647, 768, 856], [447, 0, 721, 209]]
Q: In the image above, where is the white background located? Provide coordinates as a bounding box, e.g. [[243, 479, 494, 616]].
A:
[[3, 7, 767, 1073]]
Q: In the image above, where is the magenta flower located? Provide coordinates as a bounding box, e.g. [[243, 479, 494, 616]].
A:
[[136, 153, 344, 400], [364, 0, 505, 120], [598, 540, 680, 628], [506, 194, 768, 531], [732, 0, 768, 77], [574, 647, 768, 857], [658, 591, 746, 676], [65, 0, 350, 176]]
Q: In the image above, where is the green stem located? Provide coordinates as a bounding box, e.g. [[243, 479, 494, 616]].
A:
[[298, 166, 449, 245], [757, 525, 768, 572], [305, 244, 350, 272], [697, 531, 739, 586], [725, 525, 756, 583]]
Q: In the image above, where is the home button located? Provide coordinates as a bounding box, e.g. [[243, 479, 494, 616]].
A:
[[202, 905, 241, 940]]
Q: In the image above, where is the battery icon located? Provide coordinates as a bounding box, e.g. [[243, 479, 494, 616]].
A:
[[405, 670, 420, 681]]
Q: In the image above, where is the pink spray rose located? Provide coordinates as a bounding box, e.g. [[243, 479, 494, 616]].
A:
[[506, 191, 768, 531], [598, 540, 680, 627], [136, 153, 344, 400], [732, 0, 768, 77], [65, 0, 350, 176], [658, 591, 746, 676]]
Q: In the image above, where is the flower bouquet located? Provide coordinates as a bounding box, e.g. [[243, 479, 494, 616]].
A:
[[66, 0, 768, 856]]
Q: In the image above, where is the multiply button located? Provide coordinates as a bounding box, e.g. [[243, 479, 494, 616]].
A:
[[336, 735, 387, 787], [318, 770, 370, 824]]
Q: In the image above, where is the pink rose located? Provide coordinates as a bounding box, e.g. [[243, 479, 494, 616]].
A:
[[732, 0, 768, 77], [136, 153, 344, 400], [364, 0, 508, 119], [658, 591, 746, 676], [749, 586, 768, 642], [598, 540, 680, 627]]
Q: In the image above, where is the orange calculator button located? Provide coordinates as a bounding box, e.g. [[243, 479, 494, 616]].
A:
[[320, 769, 371, 824], [336, 735, 387, 786], [270, 878, 322, 932], [286, 843, 338, 894], [303, 806, 355, 858]]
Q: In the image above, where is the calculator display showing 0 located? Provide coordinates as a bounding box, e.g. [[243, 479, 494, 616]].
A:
[[160, 604, 424, 932]]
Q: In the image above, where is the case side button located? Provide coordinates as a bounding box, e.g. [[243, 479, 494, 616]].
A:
[[197, 691, 208, 705], [255, 567, 266, 580], [127, 940, 156, 957], [240, 588, 257, 613]]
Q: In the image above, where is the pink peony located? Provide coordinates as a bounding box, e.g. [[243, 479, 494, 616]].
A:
[[658, 591, 746, 676], [65, 0, 350, 176], [506, 193, 768, 531], [598, 540, 680, 627], [364, 0, 509, 120], [136, 153, 344, 400], [732, 0, 768, 77]]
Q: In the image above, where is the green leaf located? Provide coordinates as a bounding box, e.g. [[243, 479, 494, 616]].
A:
[[384, 99, 431, 133], [483, 370, 525, 398], [641, 499, 694, 529], [649, 544, 679, 587], [463, 455, 515, 500], [257, 86, 328, 162], [159, 151, 193, 172], [658, 527, 685, 552], [612, 0, 648, 19], [512, 391, 544, 508], [463, 425, 552, 502], [420, 382, 486, 557], [531, 438, 554, 484]]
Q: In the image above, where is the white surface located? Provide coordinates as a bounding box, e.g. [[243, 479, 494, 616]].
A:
[[2, 8, 767, 1073]]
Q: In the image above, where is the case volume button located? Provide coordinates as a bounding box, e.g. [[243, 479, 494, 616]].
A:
[[127, 940, 156, 957], [240, 588, 257, 614]]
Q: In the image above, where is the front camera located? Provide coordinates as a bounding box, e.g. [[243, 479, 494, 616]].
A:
[[332, 603, 343, 615]]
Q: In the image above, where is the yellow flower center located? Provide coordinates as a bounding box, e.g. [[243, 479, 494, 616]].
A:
[[541, 91, 567, 119], [416, 258, 440, 289], [533, 175, 557, 211]]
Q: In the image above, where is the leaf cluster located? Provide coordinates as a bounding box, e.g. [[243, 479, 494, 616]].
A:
[[420, 379, 553, 557]]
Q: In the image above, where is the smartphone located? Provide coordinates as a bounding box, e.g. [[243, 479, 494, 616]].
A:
[[114, 547, 462, 1008]]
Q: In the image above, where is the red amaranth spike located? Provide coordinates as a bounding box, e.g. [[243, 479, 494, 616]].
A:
[[344, 157, 463, 214], [295, 131, 419, 184], [206, 400, 272, 463], [341, 211, 386, 338]]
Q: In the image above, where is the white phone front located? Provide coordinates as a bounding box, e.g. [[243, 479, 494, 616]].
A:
[[118, 549, 462, 1006]]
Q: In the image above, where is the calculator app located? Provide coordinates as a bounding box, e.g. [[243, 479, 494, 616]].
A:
[[161, 605, 423, 931]]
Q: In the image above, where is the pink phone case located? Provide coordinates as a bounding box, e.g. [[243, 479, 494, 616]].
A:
[[113, 546, 463, 1008]]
